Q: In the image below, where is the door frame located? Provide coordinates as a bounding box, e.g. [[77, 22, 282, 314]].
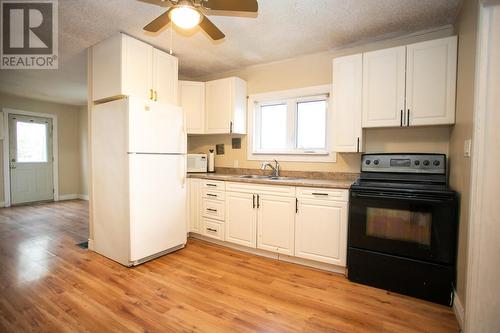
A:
[[2, 108, 59, 207]]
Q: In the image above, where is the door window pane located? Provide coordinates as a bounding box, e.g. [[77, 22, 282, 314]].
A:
[[260, 104, 287, 150], [366, 207, 431, 246], [297, 100, 326, 149], [16, 122, 48, 163]]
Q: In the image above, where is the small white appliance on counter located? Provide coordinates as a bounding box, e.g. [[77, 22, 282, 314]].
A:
[[187, 154, 208, 173], [92, 96, 187, 266]]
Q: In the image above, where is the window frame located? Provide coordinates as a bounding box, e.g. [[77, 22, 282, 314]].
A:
[[247, 85, 336, 163]]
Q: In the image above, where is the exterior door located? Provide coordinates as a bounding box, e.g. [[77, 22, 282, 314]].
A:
[[9, 114, 54, 205]]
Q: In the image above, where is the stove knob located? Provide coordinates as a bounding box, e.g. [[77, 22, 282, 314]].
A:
[[373, 160, 380, 166], [433, 160, 441, 166], [414, 160, 420, 166], [423, 160, 430, 166], [365, 160, 371, 165]]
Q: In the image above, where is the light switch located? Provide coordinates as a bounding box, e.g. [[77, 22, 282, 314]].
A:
[[464, 139, 472, 158]]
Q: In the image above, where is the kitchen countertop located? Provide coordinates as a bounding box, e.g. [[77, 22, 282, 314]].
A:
[[187, 173, 355, 189]]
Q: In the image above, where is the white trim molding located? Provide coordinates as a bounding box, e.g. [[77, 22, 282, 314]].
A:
[[453, 290, 464, 329], [59, 194, 89, 201], [2, 108, 59, 207], [247, 85, 337, 163]]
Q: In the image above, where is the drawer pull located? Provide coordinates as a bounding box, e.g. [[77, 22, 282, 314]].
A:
[[206, 184, 217, 187], [207, 194, 218, 197], [312, 192, 329, 196], [207, 208, 218, 212], [207, 228, 217, 232]]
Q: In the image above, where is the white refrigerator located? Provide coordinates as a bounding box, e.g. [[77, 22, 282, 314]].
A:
[[92, 96, 187, 266]]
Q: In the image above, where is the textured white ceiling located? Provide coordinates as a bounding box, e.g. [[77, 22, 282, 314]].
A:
[[0, 0, 462, 105]]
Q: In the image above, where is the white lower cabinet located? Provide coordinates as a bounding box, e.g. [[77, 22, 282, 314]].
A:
[[187, 178, 201, 233], [188, 179, 349, 269], [257, 195, 296, 255], [295, 189, 348, 266], [225, 192, 257, 248]]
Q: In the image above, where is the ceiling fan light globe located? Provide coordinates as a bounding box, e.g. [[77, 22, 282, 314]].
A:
[[169, 6, 202, 29]]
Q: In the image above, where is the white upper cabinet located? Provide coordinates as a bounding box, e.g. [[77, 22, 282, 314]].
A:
[[152, 48, 178, 105], [406, 36, 457, 126], [205, 77, 247, 134], [362, 46, 406, 128], [92, 33, 178, 104], [179, 81, 205, 134], [332, 54, 363, 152]]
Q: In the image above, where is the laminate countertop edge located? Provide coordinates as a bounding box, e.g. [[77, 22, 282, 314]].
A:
[[187, 173, 355, 190]]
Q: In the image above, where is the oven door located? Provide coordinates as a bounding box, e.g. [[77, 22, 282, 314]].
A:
[[348, 190, 457, 264]]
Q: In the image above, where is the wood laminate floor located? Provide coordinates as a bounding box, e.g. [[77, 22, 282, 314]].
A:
[[0, 200, 459, 332]]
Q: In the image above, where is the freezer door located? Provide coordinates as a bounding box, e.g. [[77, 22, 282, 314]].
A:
[[128, 97, 186, 154], [129, 154, 187, 262]]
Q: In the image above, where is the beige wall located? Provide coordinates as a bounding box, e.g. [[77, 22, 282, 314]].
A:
[[0, 92, 86, 201], [450, 0, 479, 307], [188, 27, 455, 172]]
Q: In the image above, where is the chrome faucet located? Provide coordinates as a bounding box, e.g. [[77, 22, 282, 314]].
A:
[[261, 160, 280, 177]]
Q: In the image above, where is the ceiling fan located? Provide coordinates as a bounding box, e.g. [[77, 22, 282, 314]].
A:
[[141, 0, 259, 40]]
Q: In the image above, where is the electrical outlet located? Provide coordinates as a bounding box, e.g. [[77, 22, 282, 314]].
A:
[[464, 139, 472, 158]]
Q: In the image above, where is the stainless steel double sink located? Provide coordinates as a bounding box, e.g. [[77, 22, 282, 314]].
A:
[[238, 175, 298, 181]]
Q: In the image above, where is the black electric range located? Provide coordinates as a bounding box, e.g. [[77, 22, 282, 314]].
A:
[[348, 153, 459, 306]]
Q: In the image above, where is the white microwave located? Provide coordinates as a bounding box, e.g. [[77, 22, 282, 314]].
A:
[[187, 154, 207, 173]]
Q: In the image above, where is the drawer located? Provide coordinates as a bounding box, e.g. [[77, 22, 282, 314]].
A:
[[226, 182, 295, 197], [202, 198, 225, 221], [203, 218, 225, 241], [202, 189, 225, 201], [202, 180, 225, 191], [296, 187, 349, 202]]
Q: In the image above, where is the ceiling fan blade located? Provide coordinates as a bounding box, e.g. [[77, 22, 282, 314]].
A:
[[138, 0, 173, 8], [144, 9, 171, 32], [204, 0, 258, 12], [199, 15, 225, 40]]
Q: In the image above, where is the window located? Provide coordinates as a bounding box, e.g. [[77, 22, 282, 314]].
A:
[[16, 121, 48, 163], [253, 94, 328, 154]]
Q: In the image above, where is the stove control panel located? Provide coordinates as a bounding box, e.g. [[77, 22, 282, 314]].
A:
[[361, 154, 446, 174]]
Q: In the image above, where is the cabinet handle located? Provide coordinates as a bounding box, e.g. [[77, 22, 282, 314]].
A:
[[207, 194, 217, 197], [312, 192, 329, 196], [229, 121, 233, 134], [207, 208, 218, 212], [400, 110, 403, 127], [356, 137, 360, 153], [407, 109, 410, 127], [150, 89, 154, 100], [256, 194, 260, 208], [206, 184, 217, 187], [296, 198, 298, 213], [154, 90, 158, 101], [253, 194, 256, 209], [207, 228, 217, 232]]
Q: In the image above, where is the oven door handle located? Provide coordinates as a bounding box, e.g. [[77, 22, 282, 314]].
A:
[[351, 192, 447, 203]]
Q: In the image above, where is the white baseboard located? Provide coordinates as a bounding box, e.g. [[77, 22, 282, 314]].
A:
[[453, 290, 464, 329], [189, 233, 346, 275], [58, 194, 89, 201], [88, 238, 94, 251]]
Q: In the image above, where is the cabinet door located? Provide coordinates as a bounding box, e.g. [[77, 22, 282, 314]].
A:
[[187, 178, 201, 233], [295, 199, 347, 266], [205, 78, 233, 134], [257, 195, 296, 255], [179, 81, 205, 134], [123, 35, 153, 100], [362, 46, 406, 128], [332, 54, 363, 152], [153, 49, 178, 105], [406, 36, 457, 126], [225, 192, 257, 248]]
